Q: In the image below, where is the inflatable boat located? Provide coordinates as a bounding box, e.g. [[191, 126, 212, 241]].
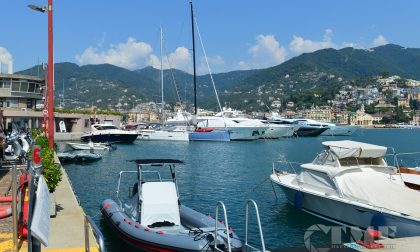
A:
[[101, 159, 242, 251]]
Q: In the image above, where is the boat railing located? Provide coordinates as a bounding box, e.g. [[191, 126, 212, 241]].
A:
[[244, 199, 267, 252], [116, 171, 137, 207], [84, 215, 106, 252], [214, 201, 232, 252], [272, 161, 300, 175]]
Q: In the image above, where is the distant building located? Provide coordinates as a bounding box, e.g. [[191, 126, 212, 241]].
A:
[[354, 104, 382, 126]]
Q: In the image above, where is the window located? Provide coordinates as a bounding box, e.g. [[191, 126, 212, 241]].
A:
[[11, 81, 20, 91], [3, 79, 11, 88], [20, 80, 29, 92], [27, 99, 33, 109], [6, 98, 18, 108], [28, 83, 36, 92]]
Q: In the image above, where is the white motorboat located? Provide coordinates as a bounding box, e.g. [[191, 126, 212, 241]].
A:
[[137, 128, 189, 141], [67, 142, 112, 151], [81, 123, 138, 143], [270, 140, 420, 238], [197, 116, 267, 140]]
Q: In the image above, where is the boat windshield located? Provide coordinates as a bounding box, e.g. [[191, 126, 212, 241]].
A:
[[94, 125, 118, 130]]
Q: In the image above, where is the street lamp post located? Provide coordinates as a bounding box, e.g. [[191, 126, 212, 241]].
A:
[[28, 0, 55, 149]]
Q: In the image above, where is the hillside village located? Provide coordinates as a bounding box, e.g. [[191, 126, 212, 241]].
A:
[[125, 75, 420, 127]]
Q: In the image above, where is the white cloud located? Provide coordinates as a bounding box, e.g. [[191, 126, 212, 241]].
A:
[[148, 46, 192, 73], [0, 47, 13, 63], [289, 29, 337, 55], [238, 34, 287, 70], [371, 35, 388, 48], [75, 37, 153, 69]]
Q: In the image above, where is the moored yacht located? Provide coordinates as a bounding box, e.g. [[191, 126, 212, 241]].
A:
[[259, 120, 295, 138], [81, 124, 138, 143], [270, 140, 420, 238]]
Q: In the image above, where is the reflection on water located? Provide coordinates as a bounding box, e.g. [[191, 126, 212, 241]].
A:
[[63, 129, 420, 251]]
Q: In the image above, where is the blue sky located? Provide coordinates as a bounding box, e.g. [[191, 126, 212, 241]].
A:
[[1, 0, 419, 74]]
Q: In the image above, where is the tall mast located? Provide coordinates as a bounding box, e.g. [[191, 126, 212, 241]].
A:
[[160, 26, 165, 123], [190, 0, 197, 115]]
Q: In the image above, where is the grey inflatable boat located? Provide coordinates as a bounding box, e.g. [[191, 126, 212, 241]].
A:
[[101, 159, 243, 251]]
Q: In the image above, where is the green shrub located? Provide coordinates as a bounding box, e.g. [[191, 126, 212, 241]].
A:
[[34, 135, 62, 193]]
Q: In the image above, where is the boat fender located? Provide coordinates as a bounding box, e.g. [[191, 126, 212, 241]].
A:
[[135, 223, 140, 229], [115, 221, 120, 227], [145, 227, 152, 232], [370, 213, 386, 231], [104, 203, 110, 209], [294, 191, 304, 209], [157, 230, 165, 235]]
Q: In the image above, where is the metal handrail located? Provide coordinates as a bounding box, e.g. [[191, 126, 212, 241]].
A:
[[245, 200, 266, 252], [214, 201, 232, 252], [84, 215, 106, 252]]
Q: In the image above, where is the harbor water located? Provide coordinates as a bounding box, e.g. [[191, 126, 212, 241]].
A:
[[62, 129, 420, 251]]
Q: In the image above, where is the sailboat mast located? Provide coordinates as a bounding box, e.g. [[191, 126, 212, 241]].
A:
[[160, 26, 165, 123], [190, 0, 197, 115]]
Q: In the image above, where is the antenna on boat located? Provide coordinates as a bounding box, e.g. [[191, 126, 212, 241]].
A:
[[190, 0, 197, 116]]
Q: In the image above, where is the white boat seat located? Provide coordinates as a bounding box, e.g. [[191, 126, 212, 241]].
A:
[[140, 182, 181, 227]]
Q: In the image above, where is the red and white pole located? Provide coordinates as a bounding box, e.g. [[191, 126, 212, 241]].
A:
[[47, 0, 54, 149]]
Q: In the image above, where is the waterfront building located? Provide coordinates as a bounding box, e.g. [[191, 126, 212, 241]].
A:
[[0, 73, 122, 134], [302, 106, 332, 122]]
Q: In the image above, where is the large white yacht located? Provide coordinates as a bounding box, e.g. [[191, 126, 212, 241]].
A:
[[197, 108, 268, 140], [270, 140, 420, 238]]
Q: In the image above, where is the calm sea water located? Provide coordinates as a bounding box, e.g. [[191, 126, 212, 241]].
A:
[[62, 129, 420, 251]]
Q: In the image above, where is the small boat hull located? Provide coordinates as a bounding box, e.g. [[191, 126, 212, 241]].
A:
[[271, 174, 420, 238], [101, 199, 242, 251], [67, 142, 111, 150], [138, 130, 189, 141]]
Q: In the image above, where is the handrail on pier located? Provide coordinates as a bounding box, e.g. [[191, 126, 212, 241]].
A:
[[214, 201, 232, 252], [84, 215, 106, 252], [245, 199, 266, 252]]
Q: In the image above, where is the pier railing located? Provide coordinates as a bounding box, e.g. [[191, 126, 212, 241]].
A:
[[84, 215, 106, 252]]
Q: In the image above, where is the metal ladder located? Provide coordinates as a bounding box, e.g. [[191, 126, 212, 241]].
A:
[[244, 199, 267, 252], [214, 200, 267, 252], [214, 201, 232, 252]]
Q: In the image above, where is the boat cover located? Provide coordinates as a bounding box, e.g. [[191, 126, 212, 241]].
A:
[[322, 140, 387, 159], [140, 182, 181, 226], [335, 170, 420, 218]]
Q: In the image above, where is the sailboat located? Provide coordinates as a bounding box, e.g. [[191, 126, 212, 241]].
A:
[[137, 27, 189, 141], [187, 1, 230, 141]]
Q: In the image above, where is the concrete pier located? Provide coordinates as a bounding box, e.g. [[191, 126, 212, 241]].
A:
[[346, 236, 420, 252], [0, 156, 100, 252]]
